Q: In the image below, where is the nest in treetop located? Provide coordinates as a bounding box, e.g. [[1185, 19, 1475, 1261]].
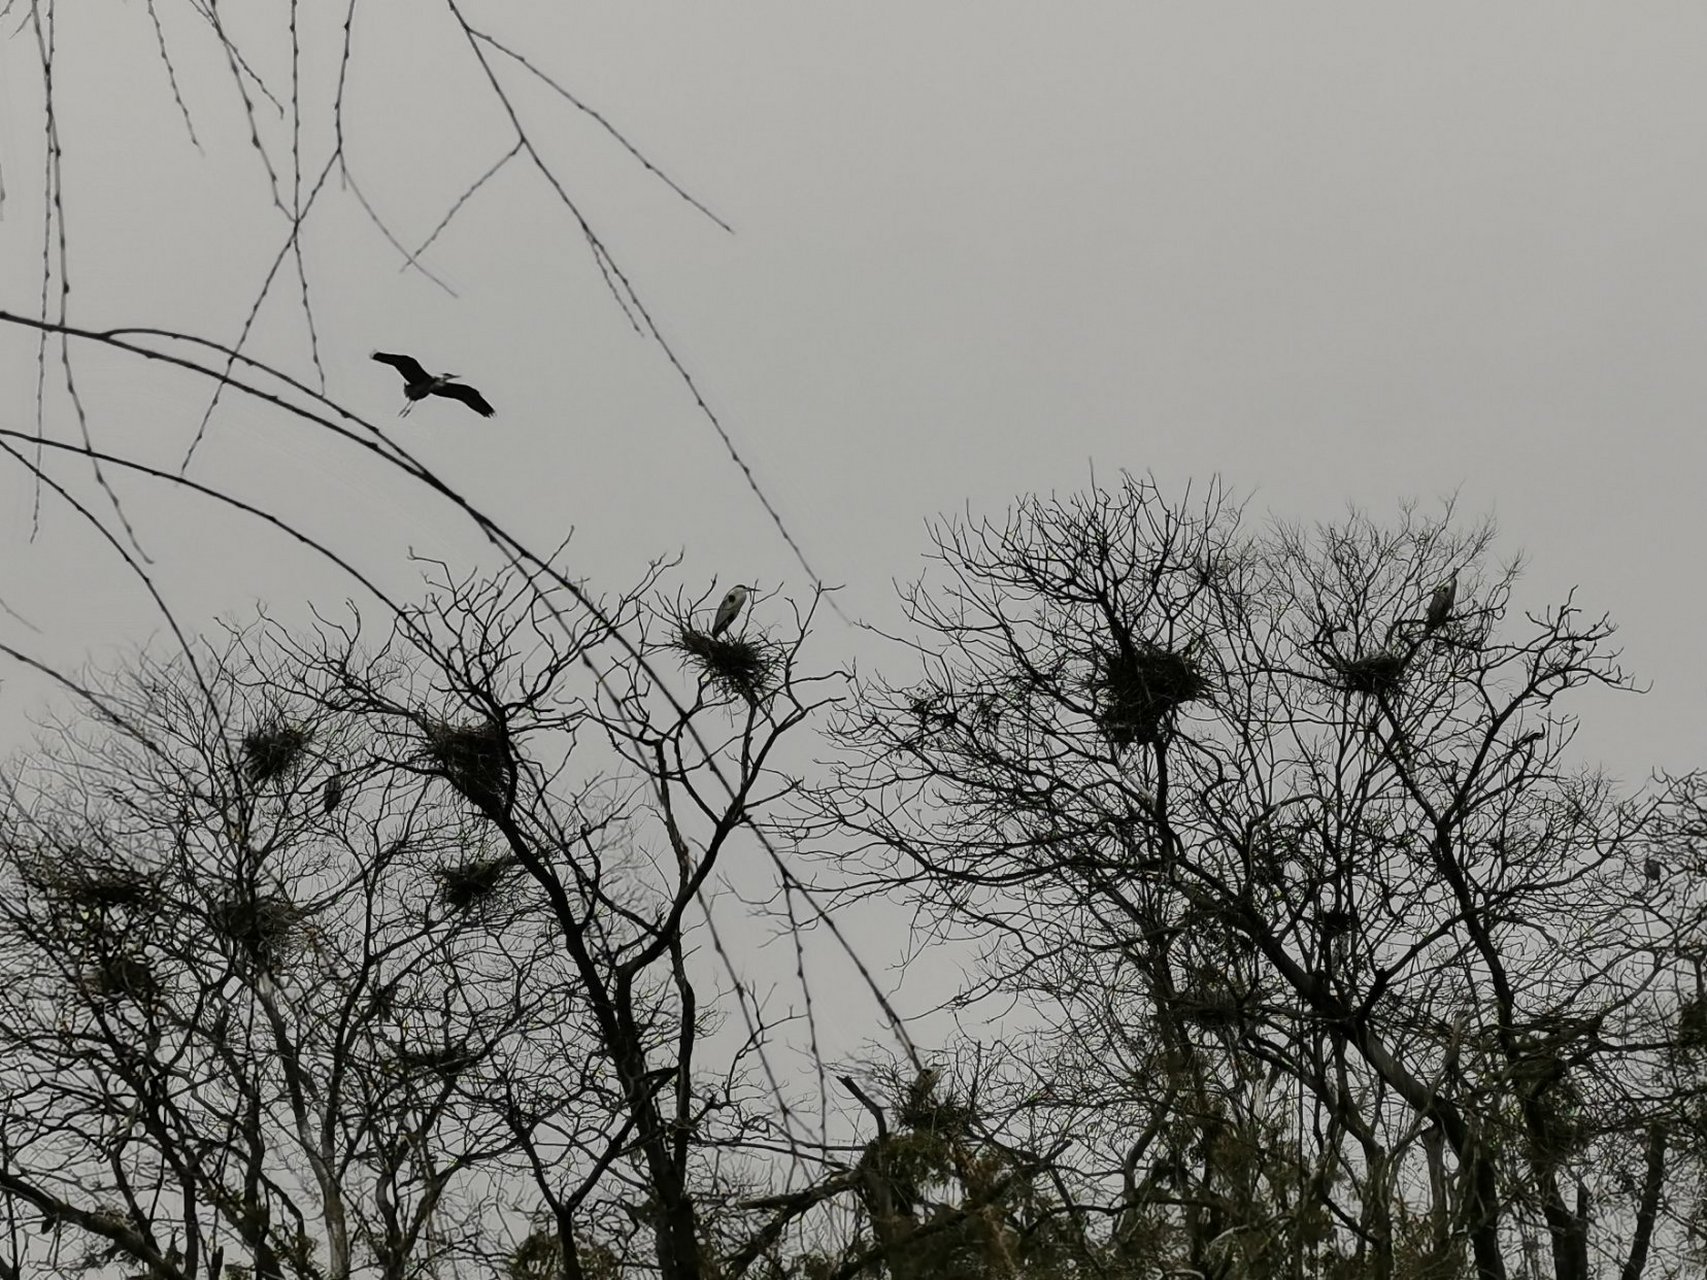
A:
[[1677, 998, 1707, 1051], [1178, 990, 1245, 1029], [435, 855, 515, 912], [422, 718, 513, 811], [81, 953, 158, 1006], [1092, 642, 1205, 747], [511, 1232, 561, 1278], [1336, 651, 1408, 697], [1319, 907, 1357, 937], [396, 1044, 478, 1077], [73, 867, 158, 911], [242, 720, 311, 785], [212, 893, 301, 966], [675, 627, 777, 702], [29, 860, 159, 915], [898, 1087, 972, 1137]]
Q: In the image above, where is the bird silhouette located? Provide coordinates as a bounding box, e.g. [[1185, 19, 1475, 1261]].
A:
[[1424, 571, 1458, 634], [372, 352, 494, 417], [711, 584, 751, 637]]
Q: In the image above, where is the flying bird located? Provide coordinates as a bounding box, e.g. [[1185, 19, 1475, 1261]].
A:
[[371, 352, 494, 418], [1424, 571, 1458, 634], [710, 584, 751, 638]]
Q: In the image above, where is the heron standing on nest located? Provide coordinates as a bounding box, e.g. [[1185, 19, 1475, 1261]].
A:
[[371, 352, 495, 418], [711, 584, 752, 637]]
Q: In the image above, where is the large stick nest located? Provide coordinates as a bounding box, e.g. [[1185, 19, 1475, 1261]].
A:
[[1092, 642, 1206, 747], [242, 720, 311, 785], [27, 859, 161, 916], [80, 953, 159, 1007], [395, 1044, 479, 1077], [422, 718, 514, 811], [435, 855, 517, 913], [675, 628, 779, 702], [1335, 651, 1409, 697], [897, 1071, 972, 1137], [1676, 998, 1707, 1052], [212, 893, 302, 968], [1177, 989, 1246, 1029]]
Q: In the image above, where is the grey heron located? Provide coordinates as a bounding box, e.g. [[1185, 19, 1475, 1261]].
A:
[[710, 584, 752, 637], [1424, 571, 1458, 634], [372, 352, 494, 418]]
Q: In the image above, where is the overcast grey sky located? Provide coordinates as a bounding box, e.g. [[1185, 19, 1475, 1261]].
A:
[[2, 5, 1703, 806]]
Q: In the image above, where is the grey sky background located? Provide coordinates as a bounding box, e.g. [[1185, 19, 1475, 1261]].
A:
[[2, 4, 1705, 1046]]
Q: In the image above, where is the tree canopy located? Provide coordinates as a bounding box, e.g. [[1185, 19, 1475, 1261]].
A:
[[0, 478, 1700, 1280]]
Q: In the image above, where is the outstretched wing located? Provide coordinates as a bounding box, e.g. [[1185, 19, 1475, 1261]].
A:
[[436, 382, 495, 417], [372, 351, 431, 384]]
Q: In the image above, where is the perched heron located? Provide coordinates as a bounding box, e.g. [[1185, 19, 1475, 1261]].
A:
[[371, 352, 494, 418], [1424, 571, 1458, 634], [322, 771, 344, 815], [710, 584, 752, 637]]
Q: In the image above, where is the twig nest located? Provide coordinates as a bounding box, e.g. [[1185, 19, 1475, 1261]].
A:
[[395, 1044, 478, 1077], [1677, 998, 1707, 1051], [242, 720, 310, 785], [422, 718, 513, 811], [1178, 989, 1245, 1028], [212, 893, 301, 967], [1335, 651, 1408, 697], [80, 954, 158, 1006], [435, 856, 515, 912], [1092, 642, 1205, 747], [30, 861, 159, 915], [1319, 907, 1357, 937], [675, 627, 779, 702], [897, 1072, 971, 1137]]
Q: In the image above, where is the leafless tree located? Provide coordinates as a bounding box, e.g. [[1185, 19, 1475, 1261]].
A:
[[0, 557, 844, 1280], [814, 474, 1707, 1280]]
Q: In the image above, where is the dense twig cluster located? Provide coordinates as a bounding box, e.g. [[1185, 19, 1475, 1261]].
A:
[[434, 854, 516, 912], [241, 719, 310, 785], [1091, 640, 1206, 747], [211, 892, 302, 969], [1335, 649, 1409, 696], [421, 717, 512, 812], [676, 627, 780, 703]]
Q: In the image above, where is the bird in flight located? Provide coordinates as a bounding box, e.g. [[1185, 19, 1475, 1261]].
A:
[[371, 352, 495, 418], [710, 584, 752, 637]]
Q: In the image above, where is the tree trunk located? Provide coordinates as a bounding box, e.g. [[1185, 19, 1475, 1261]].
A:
[[1422, 1124, 1449, 1257], [1619, 1124, 1666, 1280], [1462, 1144, 1507, 1280], [1530, 1164, 1587, 1280], [1358, 1143, 1394, 1280]]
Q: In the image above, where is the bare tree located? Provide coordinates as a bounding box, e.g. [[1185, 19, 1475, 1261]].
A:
[[0, 557, 843, 1280], [815, 474, 1707, 1280]]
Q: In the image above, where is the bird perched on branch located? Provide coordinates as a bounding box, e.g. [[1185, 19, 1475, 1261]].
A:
[[710, 584, 752, 637], [371, 352, 494, 418], [1424, 571, 1458, 634]]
